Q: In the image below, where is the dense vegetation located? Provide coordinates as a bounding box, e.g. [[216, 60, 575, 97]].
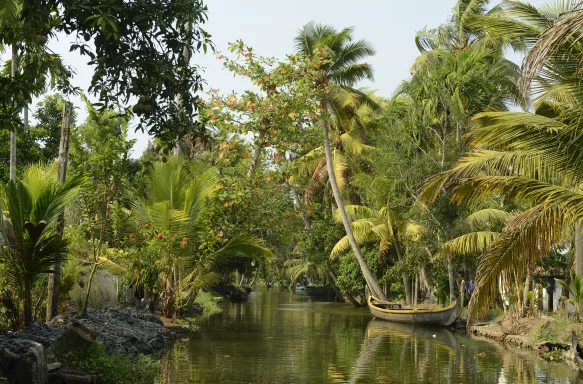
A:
[[2, 0, 583, 334]]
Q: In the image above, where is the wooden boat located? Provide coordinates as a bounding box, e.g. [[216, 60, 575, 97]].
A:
[[304, 284, 334, 297], [572, 330, 583, 372], [368, 295, 462, 326], [295, 283, 306, 292]]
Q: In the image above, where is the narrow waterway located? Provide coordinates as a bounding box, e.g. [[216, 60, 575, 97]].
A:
[[160, 288, 582, 383]]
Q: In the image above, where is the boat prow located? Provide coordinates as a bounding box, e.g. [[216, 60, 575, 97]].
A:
[[368, 296, 462, 327]]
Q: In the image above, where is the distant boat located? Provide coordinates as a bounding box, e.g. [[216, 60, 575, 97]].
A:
[[295, 283, 306, 292], [304, 284, 334, 297], [368, 295, 462, 327]]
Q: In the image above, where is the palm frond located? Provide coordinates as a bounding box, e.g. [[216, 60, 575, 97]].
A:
[[469, 204, 564, 319], [466, 208, 511, 229], [438, 231, 500, 258]]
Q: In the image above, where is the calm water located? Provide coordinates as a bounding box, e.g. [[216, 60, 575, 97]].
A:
[[160, 288, 582, 383]]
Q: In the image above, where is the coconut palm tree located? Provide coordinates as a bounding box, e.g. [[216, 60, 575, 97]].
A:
[[0, 171, 84, 326], [415, 0, 490, 52], [420, 0, 583, 320], [295, 22, 387, 300]]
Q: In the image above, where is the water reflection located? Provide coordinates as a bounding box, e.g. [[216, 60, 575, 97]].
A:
[[160, 288, 580, 383]]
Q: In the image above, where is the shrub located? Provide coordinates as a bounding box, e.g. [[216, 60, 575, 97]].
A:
[[63, 341, 159, 384]]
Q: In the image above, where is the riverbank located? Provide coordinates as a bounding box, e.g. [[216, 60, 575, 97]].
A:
[[0, 307, 175, 384], [471, 314, 583, 368]]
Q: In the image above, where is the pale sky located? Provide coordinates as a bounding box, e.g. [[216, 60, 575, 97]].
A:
[[30, 0, 545, 157]]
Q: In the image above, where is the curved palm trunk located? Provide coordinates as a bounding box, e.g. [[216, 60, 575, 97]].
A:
[[320, 112, 386, 301]]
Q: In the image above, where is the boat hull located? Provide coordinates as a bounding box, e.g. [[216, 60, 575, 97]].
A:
[[304, 284, 334, 297], [368, 296, 462, 327]]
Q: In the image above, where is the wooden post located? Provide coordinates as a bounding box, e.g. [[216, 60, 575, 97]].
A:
[[10, 43, 18, 182], [46, 101, 71, 322]]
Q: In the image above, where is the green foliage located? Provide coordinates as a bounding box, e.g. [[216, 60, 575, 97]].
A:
[[0, 0, 212, 146], [556, 271, 583, 322], [63, 341, 159, 384], [0, 168, 85, 325]]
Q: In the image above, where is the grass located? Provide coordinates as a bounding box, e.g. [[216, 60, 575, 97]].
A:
[[63, 341, 160, 384], [176, 291, 223, 332], [195, 291, 223, 320], [530, 315, 573, 343]]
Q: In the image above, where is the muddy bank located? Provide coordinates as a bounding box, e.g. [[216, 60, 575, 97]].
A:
[[0, 307, 180, 383], [0, 307, 175, 358], [470, 315, 581, 369]]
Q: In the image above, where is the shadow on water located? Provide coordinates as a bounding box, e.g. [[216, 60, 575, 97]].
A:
[[159, 288, 581, 383]]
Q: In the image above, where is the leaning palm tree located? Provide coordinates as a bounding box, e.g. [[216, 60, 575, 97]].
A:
[[330, 204, 425, 304], [295, 22, 387, 300], [0, 174, 85, 326], [292, 92, 376, 207]]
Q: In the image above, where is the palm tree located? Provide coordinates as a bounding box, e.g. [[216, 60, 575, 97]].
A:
[[415, 0, 492, 55], [133, 156, 271, 315], [0, 171, 84, 326], [420, 0, 583, 319], [295, 22, 387, 300], [437, 207, 509, 258]]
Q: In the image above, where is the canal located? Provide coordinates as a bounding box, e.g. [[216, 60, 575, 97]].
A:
[[160, 288, 581, 383]]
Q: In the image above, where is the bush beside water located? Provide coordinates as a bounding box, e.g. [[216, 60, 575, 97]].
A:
[[63, 341, 160, 384]]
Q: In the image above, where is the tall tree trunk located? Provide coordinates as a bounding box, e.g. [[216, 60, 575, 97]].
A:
[[172, 21, 192, 156], [575, 223, 583, 317], [248, 267, 259, 286], [23, 106, 28, 131], [320, 111, 386, 301], [24, 280, 32, 327], [247, 130, 265, 178], [523, 261, 534, 315], [414, 274, 419, 306], [447, 254, 456, 304], [327, 268, 361, 307], [47, 101, 72, 322], [403, 277, 412, 305], [576, 223, 583, 278], [10, 43, 18, 181], [393, 235, 412, 304]]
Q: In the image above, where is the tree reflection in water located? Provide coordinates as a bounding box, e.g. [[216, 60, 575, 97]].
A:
[[159, 288, 580, 383]]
